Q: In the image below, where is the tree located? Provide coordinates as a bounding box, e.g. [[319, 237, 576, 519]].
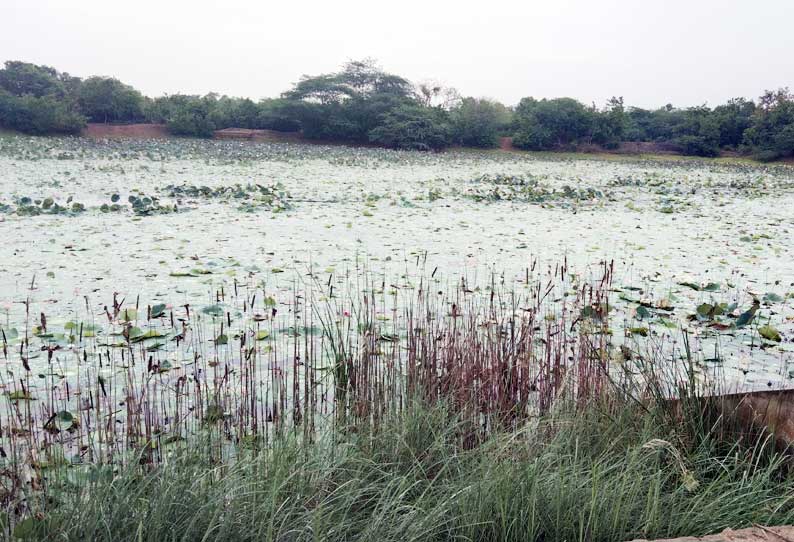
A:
[[0, 61, 67, 98], [78, 76, 144, 123], [512, 97, 593, 150], [168, 96, 216, 137], [0, 90, 85, 134], [743, 88, 794, 160], [670, 105, 720, 157], [256, 98, 301, 132], [284, 59, 417, 143], [591, 97, 626, 149], [146, 94, 216, 137], [285, 59, 413, 104], [712, 97, 755, 148], [0, 61, 85, 134], [625, 104, 684, 142]]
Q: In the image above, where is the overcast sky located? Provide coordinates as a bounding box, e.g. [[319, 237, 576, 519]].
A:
[[3, 0, 793, 108]]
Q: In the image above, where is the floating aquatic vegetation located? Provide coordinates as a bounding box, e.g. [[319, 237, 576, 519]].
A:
[[160, 182, 292, 212], [0, 134, 792, 386], [11, 196, 85, 216], [99, 193, 125, 213], [0, 134, 793, 536], [128, 194, 178, 216], [99, 203, 124, 213], [464, 173, 607, 205]]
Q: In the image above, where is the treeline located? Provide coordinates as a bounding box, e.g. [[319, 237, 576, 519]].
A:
[[1, 59, 793, 160]]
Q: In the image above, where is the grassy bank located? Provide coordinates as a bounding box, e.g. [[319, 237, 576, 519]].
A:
[[14, 396, 794, 542]]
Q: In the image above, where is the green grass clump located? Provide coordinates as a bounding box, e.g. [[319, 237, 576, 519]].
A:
[[17, 398, 794, 542]]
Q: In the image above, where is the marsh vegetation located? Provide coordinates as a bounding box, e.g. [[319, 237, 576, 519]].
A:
[[0, 136, 793, 540]]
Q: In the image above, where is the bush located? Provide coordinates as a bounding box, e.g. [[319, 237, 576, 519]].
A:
[[743, 88, 794, 159], [512, 97, 594, 150], [673, 135, 720, 157], [591, 97, 626, 148], [284, 60, 444, 146], [78, 76, 144, 123], [754, 149, 782, 162], [146, 95, 217, 137], [167, 100, 216, 137], [368, 104, 452, 151], [449, 98, 510, 148], [0, 60, 67, 98], [0, 91, 85, 135]]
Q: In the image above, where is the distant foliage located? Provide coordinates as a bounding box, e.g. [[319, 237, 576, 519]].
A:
[[669, 106, 720, 157], [145, 94, 301, 137], [256, 98, 301, 132], [1, 58, 794, 160], [0, 61, 85, 135], [368, 104, 451, 150], [512, 97, 594, 150], [148, 95, 217, 137], [623, 103, 744, 157], [591, 97, 626, 149], [713, 98, 755, 148], [0, 61, 70, 98], [78, 77, 144, 123], [449, 98, 511, 148], [0, 92, 85, 135], [743, 88, 794, 161], [282, 59, 434, 145]]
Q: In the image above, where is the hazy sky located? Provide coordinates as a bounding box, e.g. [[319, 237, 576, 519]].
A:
[[3, 0, 793, 108]]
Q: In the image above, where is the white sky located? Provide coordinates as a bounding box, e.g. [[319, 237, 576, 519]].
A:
[[3, 0, 793, 108]]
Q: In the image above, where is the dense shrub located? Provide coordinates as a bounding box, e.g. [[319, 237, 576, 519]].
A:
[[590, 96, 626, 148], [256, 98, 301, 132], [512, 97, 594, 150], [449, 97, 511, 148], [713, 97, 755, 148], [673, 135, 720, 157], [623, 104, 723, 156], [159, 95, 217, 137], [78, 76, 145, 123], [744, 88, 794, 159], [368, 104, 452, 150], [0, 61, 85, 135], [0, 60, 68, 98], [0, 90, 85, 134]]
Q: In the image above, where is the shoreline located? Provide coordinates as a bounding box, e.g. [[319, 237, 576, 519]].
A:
[[2, 123, 792, 166]]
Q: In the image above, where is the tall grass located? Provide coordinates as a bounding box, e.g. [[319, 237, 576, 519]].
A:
[[0, 259, 616, 470], [1, 259, 792, 540], [15, 400, 794, 541]]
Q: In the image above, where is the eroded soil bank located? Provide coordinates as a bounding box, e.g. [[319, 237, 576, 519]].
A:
[[630, 525, 794, 541]]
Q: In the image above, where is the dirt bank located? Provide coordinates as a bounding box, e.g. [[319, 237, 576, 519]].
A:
[[629, 525, 794, 541], [82, 123, 305, 143], [716, 388, 794, 448], [214, 127, 302, 142], [82, 123, 169, 139]]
